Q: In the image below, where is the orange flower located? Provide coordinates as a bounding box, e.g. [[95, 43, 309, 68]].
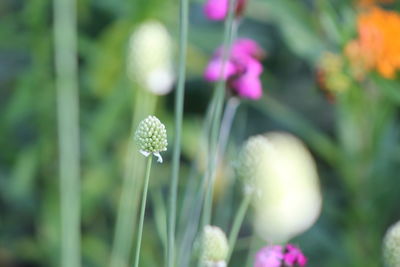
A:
[[345, 7, 400, 79]]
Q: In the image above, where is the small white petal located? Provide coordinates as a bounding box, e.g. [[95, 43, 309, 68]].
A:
[[153, 152, 163, 163]]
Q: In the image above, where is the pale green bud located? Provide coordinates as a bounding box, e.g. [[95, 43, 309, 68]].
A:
[[237, 135, 273, 195], [201, 225, 228, 265], [383, 220, 400, 267], [127, 20, 174, 95], [241, 132, 322, 243], [134, 115, 167, 163]]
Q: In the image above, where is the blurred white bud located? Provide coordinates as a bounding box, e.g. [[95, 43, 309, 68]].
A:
[[247, 132, 322, 243], [127, 20, 174, 95], [237, 135, 273, 195], [383, 220, 400, 267], [201, 225, 229, 266]]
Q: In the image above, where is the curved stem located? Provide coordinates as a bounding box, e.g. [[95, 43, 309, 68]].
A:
[[167, 0, 189, 265], [226, 193, 252, 263], [133, 156, 153, 267]]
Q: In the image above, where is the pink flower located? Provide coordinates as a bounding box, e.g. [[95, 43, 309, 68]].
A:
[[204, 58, 237, 81], [204, 38, 265, 100], [204, 0, 229, 20], [254, 244, 307, 267], [231, 72, 262, 99], [215, 38, 264, 59], [203, 0, 248, 21], [254, 245, 284, 267], [283, 244, 307, 267]]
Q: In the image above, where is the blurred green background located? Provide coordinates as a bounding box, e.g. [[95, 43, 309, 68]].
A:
[[2, 0, 400, 266]]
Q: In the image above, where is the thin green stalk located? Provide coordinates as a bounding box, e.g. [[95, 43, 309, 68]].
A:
[[226, 193, 252, 263], [133, 156, 153, 267], [201, 1, 239, 229], [53, 0, 80, 265], [167, 0, 189, 265]]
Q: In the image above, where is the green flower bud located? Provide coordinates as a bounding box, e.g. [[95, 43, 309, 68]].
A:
[[383, 220, 400, 267], [134, 115, 168, 163], [237, 135, 273, 195], [201, 225, 228, 265], [127, 20, 174, 95], [239, 132, 322, 243]]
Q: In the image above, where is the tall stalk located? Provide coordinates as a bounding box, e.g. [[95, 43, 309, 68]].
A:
[[167, 0, 189, 266], [201, 0, 239, 229], [53, 0, 81, 265], [133, 156, 153, 267]]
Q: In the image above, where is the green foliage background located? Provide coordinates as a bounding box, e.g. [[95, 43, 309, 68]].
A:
[[1, 0, 400, 266]]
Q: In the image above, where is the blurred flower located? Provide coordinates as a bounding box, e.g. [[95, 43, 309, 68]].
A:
[[134, 115, 168, 163], [317, 52, 351, 95], [254, 245, 283, 267], [237, 135, 271, 194], [201, 225, 229, 267], [383, 220, 400, 267], [254, 244, 307, 267], [127, 20, 174, 95], [204, 38, 265, 100], [283, 244, 307, 267], [245, 132, 321, 243], [345, 7, 400, 79], [204, 0, 248, 21]]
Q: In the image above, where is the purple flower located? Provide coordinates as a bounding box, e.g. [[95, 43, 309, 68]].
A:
[[283, 244, 307, 267], [204, 58, 237, 82], [204, 0, 229, 20], [254, 245, 284, 267], [203, 0, 248, 21], [204, 38, 265, 100], [254, 244, 307, 267]]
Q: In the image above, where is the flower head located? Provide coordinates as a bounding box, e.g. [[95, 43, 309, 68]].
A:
[[254, 245, 284, 267], [283, 244, 307, 267], [254, 244, 307, 267], [201, 225, 229, 266], [243, 133, 321, 243], [204, 38, 265, 100], [383, 220, 400, 267], [127, 21, 174, 95], [345, 7, 400, 79], [204, 0, 248, 21], [134, 115, 168, 163]]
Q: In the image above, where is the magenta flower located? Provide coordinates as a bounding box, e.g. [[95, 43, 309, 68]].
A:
[[254, 245, 284, 267], [204, 0, 248, 21], [283, 244, 307, 267], [204, 0, 229, 20], [204, 38, 265, 100], [254, 244, 307, 267]]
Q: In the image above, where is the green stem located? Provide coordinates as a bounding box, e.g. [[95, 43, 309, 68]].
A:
[[201, 1, 239, 230], [133, 156, 153, 267], [53, 0, 80, 265], [110, 90, 157, 267], [226, 193, 252, 263], [167, 0, 189, 265]]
